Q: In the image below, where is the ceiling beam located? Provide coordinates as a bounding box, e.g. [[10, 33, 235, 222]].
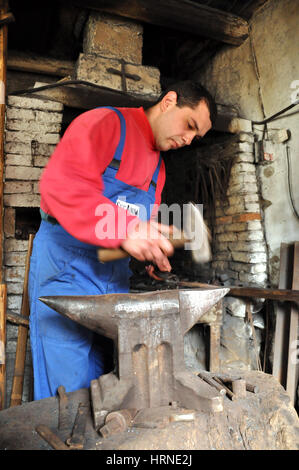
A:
[[71, 0, 249, 46], [11, 80, 250, 134], [7, 50, 74, 77]]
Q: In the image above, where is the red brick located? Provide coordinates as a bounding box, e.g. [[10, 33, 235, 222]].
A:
[[233, 213, 261, 223], [216, 215, 233, 225]]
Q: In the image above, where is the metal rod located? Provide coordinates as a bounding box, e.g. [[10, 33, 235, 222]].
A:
[[213, 376, 236, 400], [198, 372, 226, 396]]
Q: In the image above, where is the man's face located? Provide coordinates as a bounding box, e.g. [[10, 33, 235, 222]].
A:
[[153, 92, 212, 151]]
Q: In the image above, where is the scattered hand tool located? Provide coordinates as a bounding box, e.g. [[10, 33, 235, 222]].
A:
[[212, 374, 259, 400], [66, 402, 89, 450], [231, 379, 247, 399], [97, 202, 211, 264], [212, 376, 236, 401], [244, 382, 259, 394], [214, 374, 259, 394], [145, 267, 180, 286], [57, 385, 70, 435], [100, 408, 137, 438], [36, 424, 70, 451], [197, 371, 227, 396]]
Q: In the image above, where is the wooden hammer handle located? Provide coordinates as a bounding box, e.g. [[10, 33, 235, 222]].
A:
[[97, 235, 187, 263], [10, 234, 34, 407], [97, 247, 129, 263]]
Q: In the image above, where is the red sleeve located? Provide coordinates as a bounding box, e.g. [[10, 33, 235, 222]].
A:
[[40, 108, 139, 248]]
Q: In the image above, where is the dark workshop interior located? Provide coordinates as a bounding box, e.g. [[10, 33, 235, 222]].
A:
[[0, 0, 298, 451]]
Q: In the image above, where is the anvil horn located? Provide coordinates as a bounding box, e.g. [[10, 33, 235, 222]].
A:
[[39, 295, 119, 339]]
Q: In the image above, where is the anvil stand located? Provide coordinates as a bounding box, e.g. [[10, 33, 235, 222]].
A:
[[40, 286, 229, 435]]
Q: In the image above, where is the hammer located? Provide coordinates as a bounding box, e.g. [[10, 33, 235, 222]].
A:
[[97, 202, 211, 264]]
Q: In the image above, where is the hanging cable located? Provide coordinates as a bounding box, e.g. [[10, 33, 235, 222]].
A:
[[252, 99, 299, 125]]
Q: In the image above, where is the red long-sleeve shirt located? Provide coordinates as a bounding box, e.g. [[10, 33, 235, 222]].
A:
[[40, 107, 165, 248]]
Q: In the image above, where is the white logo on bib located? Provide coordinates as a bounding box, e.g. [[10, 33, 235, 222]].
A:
[[116, 198, 140, 217]]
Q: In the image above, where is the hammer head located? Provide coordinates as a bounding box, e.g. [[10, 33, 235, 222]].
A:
[[183, 202, 211, 264]]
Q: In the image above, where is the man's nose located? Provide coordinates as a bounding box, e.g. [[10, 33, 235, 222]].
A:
[[183, 131, 196, 146]]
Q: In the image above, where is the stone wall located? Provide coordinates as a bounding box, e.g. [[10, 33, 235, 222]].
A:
[[3, 95, 63, 406], [76, 11, 161, 97], [164, 129, 268, 288], [211, 134, 268, 287], [162, 127, 268, 373], [204, 133, 267, 372], [4, 95, 63, 309]]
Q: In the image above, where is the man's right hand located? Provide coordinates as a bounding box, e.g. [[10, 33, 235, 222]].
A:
[[121, 221, 174, 272]]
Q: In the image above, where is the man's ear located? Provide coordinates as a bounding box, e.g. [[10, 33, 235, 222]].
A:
[[160, 91, 177, 111]]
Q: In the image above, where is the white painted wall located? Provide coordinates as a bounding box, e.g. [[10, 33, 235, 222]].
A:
[[197, 0, 299, 285]]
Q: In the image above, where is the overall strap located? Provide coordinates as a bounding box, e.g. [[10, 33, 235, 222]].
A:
[[97, 106, 126, 170], [150, 154, 162, 189], [99, 106, 162, 190]]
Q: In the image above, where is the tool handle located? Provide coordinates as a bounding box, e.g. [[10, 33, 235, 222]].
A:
[[10, 234, 34, 407], [97, 236, 187, 263], [98, 247, 129, 263]]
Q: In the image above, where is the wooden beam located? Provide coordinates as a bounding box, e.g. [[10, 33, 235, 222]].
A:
[[272, 244, 293, 386], [13, 80, 245, 134], [0, 11, 14, 26], [179, 281, 299, 302], [0, 0, 8, 284], [71, 0, 249, 46], [286, 242, 299, 405], [12, 80, 159, 110], [6, 311, 29, 328], [227, 286, 299, 303], [7, 50, 75, 78]]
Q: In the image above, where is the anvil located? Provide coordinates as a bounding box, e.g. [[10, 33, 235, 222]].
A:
[[40, 286, 229, 430]]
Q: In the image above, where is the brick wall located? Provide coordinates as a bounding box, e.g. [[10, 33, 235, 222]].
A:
[[4, 95, 63, 307], [162, 131, 267, 372], [3, 95, 63, 406], [163, 131, 268, 288], [211, 133, 268, 287]]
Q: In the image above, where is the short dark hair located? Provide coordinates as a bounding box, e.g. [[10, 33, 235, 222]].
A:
[[157, 80, 217, 126]]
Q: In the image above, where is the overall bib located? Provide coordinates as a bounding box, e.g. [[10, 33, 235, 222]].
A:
[[28, 107, 161, 400]]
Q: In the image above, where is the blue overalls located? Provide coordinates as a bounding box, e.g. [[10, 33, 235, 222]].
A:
[[28, 107, 162, 400]]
